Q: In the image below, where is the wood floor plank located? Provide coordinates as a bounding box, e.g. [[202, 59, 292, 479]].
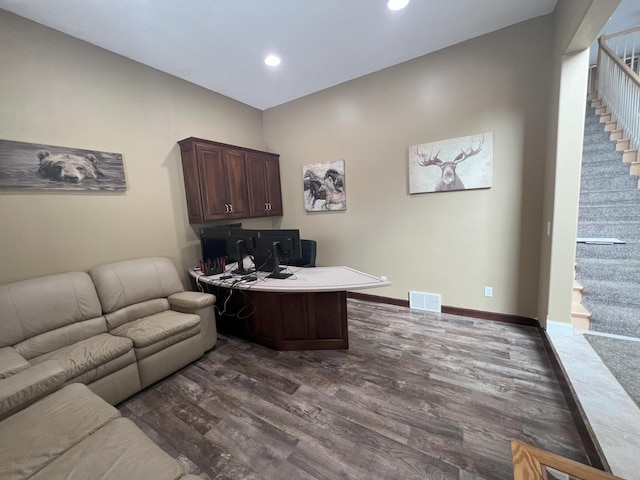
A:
[[119, 298, 590, 479]]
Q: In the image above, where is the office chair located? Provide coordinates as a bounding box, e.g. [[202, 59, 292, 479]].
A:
[[289, 239, 317, 267]]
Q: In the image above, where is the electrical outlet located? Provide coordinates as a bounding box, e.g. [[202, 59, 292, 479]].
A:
[[484, 286, 493, 297]]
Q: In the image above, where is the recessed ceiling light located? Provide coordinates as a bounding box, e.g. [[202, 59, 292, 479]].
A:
[[387, 0, 409, 11], [264, 55, 281, 67]]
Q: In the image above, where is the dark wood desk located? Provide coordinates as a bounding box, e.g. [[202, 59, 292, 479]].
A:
[[190, 265, 391, 351]]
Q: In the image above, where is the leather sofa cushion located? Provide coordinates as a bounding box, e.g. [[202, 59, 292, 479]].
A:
[[30, 417, 185, 480], [15, 317, 107, 361], [110, 311, 200, 359], [0, 272, 103, 348], [90, 257, 184, 314], [168, 291, 216, 310], [0, 383, 120, 480], [104, 298, 169, 330], [0, 360, 66, 421], [29, 333, 134, 382], [0, 347, 29, 379]]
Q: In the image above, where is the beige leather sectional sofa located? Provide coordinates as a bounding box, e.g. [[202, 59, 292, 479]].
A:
[[0, 256, 216, 479], [0, 383, 202, 480]]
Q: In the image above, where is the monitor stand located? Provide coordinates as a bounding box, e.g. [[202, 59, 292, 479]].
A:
[[232, 240, 254, 275], [267, 270, 293, 279], [267, 241, 292, 279]]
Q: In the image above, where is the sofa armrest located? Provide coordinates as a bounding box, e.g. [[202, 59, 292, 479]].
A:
[[0, 347, 30, 379], [0, 360, 66, 421], [168, 291, 215, 311], [168, 291, 217, 352]]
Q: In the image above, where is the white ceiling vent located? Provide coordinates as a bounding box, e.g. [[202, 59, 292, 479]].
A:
[[409, 291, 441, 313]]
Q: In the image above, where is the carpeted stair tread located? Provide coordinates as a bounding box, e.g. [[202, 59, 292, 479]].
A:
[[581, 151, 631, 165], [579, 279, 640, 306], [580, 301, 640, 337], [580, 174, 638, 191], [576, 257, 640, 282], [580, 189, 640, 206], [578, 204, 640, 222], [576, 240, 640, 260], [582, 141, 620, 153], [577, 220, 640, 239], [580, 162, 631, 177]]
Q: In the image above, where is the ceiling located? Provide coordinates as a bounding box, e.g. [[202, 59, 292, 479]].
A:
[[0, 1, 565, 110]]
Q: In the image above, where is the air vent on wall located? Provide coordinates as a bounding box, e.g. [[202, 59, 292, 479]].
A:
[[409, 291, 441, 313]]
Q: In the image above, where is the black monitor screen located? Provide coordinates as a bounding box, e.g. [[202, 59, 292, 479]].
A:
[[254, 229, 301, 275], [199, 223, 241, 262]]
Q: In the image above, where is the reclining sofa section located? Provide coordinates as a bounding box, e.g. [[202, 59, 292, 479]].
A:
[[0, 257, 216, 419]]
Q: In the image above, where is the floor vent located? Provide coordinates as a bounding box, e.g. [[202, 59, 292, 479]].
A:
[[409, 291, 441, 313]]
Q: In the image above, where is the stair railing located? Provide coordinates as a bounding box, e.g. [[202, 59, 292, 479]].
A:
[[597, 26, 640, 153]]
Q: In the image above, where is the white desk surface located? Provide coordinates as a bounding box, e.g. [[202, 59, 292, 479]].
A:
[[190, 264, 391, 293]]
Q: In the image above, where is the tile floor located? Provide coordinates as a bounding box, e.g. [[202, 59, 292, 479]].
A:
[[547, 322, 640, 479]]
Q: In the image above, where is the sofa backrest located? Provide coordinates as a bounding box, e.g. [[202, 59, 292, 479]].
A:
[[89, 257, 184, 329], [0, 272, 106, 359]]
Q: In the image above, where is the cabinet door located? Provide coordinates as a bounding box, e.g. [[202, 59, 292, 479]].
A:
[[196, 144, 229, 221], [246, 153, 269, 217], [223, 149, 250, 219], [264, 156, 283, 216], [179, 142, 205, 223]]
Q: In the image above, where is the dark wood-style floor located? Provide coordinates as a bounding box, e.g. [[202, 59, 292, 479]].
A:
[[119, 298, 589, 480]]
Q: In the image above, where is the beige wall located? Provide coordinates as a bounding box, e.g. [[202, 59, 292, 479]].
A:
[[0, 10, 274, 285], [264, 16, 553, 317]]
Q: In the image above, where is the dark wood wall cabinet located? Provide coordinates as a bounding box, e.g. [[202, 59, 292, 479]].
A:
[[178, 137, 283, 223]]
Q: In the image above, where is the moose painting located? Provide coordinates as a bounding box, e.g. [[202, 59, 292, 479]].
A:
[[408, 133, 493, 194]]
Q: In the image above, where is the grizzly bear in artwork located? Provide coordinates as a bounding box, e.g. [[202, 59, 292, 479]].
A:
[[37, 150, 104, 183]]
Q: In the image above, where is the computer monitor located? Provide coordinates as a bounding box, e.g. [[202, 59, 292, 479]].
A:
[[227, 228, 259, 275], [254, 229, 301, 279], [199, 223, 241, 263]]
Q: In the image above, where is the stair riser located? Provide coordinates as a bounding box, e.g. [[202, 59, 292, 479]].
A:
[[581, 152, 629, 165], [579, 207, 640, 222], [580, 162, 631, 177], [576, 263, 640, 283], [578, 222, 640, 238], [576, 242, 640, 259], [580, 175, 639, 191], [581, 301, 640, 336], [580, 190, 640, 206], [582, 286, 640, 307], [582, 143, 619, 155], [583, 125, 613, 137]]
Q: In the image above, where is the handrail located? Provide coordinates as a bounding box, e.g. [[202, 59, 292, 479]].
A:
[[598, 36, 640, 88], [602, 25, 640, 41], [596, 30, 640, 153]]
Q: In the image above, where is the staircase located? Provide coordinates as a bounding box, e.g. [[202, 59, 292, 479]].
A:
[[575, 101, 640, 338]]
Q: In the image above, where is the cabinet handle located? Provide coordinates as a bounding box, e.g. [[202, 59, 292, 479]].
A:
[[264, 202, 268, 211], [268, 202, 272, 211], [229, 204, 233, 213]]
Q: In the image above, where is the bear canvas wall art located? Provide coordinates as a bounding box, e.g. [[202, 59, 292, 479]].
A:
[[0, 139, 126, 191]]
